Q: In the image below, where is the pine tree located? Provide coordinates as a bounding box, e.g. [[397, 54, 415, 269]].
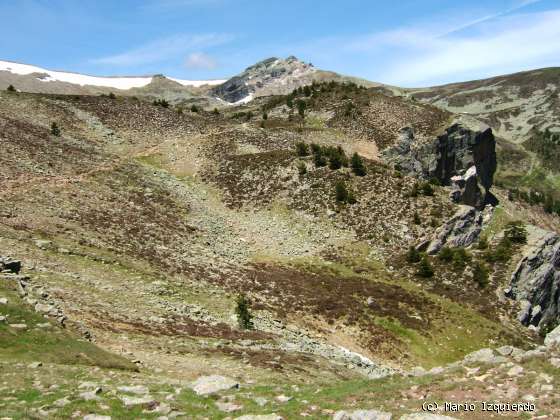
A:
[[417, 255, 434, 278], [235, 294, 253, 329], [350, 153, 366, 176], [335, 181, 349, 203], [297, 100, 306, 119], [6, 84, 16, 92], [407, 246, 421, 263], [473, 262, 489, 288], [50, 122, 61, 137], [295, 142, 310, 157]]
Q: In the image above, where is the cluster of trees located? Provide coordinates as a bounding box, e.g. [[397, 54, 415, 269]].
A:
[[507, 187, 560, 216], [335, 181, 357, 204], [294, 142, 366, 176], [483, 221, 527, 264], [525, 128, 560, 171], [152, 98, 170, 108]]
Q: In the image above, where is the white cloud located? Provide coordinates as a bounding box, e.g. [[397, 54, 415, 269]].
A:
[[91, 33, 233, 67], [377, 9, 560, 86], [184, 52, 217, 70]]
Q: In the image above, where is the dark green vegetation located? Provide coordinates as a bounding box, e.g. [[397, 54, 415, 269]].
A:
[[50, 121, 60, 136], [235, 294, 254, 330]]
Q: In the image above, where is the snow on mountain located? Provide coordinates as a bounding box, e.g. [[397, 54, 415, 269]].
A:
[[0, 60, 225, 90]]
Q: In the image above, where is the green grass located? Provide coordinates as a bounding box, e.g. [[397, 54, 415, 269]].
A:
[[0, 283, 136, 370]]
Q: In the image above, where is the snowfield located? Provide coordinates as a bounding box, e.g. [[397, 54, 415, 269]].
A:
[[0, 60, 225, 89]]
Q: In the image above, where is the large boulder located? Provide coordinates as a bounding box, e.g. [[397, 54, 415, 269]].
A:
[[0, 256, 21, 274], [506, 232, 560, 328], [383, 118, 496, 209]]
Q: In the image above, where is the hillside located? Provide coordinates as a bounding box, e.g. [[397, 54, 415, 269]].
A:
[[2, 73, 560, 418]]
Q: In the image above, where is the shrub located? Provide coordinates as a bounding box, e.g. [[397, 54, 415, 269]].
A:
[[297, 161, 307, 175], [335, 181, 349, 203], [484, 237, 513, 263], [413, 212, 421, 225], [108, 92, 116, 99], [452, 247, 471, 268], [473, 262, 489, 288], [235, 294, 253, 330], [262, 111, 268, 120], [6, 84, 16, 92], [420, 182, 434, 196], [477, 236, 489, 250], [190, 104, 199, 113], [295, 142, 309, 157], [313, 148, 327, 167], [347, 190, 357, 204], [410, 183, 419, 198], [417, 255, 434, 278], [176, 106, 184, 115], [297, 100, 306, 119], [438, 246, 453, 262], [407, 246, 421, 263], [350, 153, 366, 176], [50, 122, 61, 136], [504, 221, 527, 244], [213, 107, 220, 115], [329, 152, 343, 170]]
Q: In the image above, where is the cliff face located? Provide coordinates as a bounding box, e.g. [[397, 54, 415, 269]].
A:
[[382, 118, 497, 209], [507, 233, 560, 328]]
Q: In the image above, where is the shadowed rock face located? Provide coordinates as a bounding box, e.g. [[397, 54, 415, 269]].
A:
[[507, 233, 560, 328], [382, 119, 497, 208]]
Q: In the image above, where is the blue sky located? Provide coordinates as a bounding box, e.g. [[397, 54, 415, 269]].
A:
[[1, 0, 559, 86]]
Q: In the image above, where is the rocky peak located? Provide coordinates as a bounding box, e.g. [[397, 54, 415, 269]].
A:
[[212, 56, 316, 103]]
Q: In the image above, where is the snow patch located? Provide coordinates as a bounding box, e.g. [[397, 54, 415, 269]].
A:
[[1, 60, 225, 90]]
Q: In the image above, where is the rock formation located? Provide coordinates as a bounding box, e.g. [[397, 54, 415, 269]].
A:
[[507, 233, 560, 328], [383, 117, 497, 209]]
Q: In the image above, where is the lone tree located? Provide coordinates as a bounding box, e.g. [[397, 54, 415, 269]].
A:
[[295, 142, 310, 156], [350, 153, 366, 176], [417, 255, 434, 278], [335, 180, 349, 203], [235, 294, 253, 330], [50, 122, 61, 137], [6, 84, 16, 92], [473, 262, 489, 288], [297, 100, 306, 119], [406, 246, 421, 263]]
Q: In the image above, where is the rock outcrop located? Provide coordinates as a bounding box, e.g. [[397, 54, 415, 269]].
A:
[[383, 117, 496, 209], [423, 205, 490, 255], [0, 256, 21, 274], [506, 232, 560, 328]]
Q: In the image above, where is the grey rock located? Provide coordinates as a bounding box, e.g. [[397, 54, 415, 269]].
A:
[[0, 297, 7, 305], [9, 323, 27, 330], [53, 397, 71, 407], [216, 401, 243, 412], [117, 385, 149, 395], [190, 375, 239, 395], [235, 415, 283, 420], [426, 205, 483, 254], [34, 239, 53, 250], [400, 415, 458, 420], [0, 256, 21, 274], [463, 348, 506, 364], [120, 395, 155, 407], [545, 324, 560, 347], [507, 232, 560, 328], [383, 119, 496, 209], [28, 361, 43, 368], [333, 409, 392, 420], [254, 397, 268, 407], [83, 416, 111, 420]]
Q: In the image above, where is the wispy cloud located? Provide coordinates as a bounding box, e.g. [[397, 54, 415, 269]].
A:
[[141, 0, 226, 12], [91, 33, 233, 67], [376, 9, 560, 86], [184, 52, 217, 69]]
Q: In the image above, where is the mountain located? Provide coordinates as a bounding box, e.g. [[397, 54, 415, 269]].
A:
[[407, 67, 560, 143], [212, 56, 380, 104], [2, 59, 560, 417], [0, 59, 225, 96]]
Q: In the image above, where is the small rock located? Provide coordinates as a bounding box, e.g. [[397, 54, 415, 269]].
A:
[[121, 395, 156, 407], [275, 395, 292, 403], [34, 240, 53, 250], [216, 401, 243, 412], [190, 375, 239, 395], [83, 415, 111, 420], [28, 362, 43, 369], [117, 385, 149, 395], [9, 323, 27, 330], [333, 409, 393, 419], [235, 415, 283, 420], [544, 324, 560, 347], [53, 397, 71, 407], [254, 397, 268, 407], [548, 357, 560, 368], [0, 298, 8, 305], [507, 365, 524, 377], [400, 415, 457, 419]]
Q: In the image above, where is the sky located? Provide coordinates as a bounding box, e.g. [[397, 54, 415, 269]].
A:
[[1, 0, 559, 87]]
